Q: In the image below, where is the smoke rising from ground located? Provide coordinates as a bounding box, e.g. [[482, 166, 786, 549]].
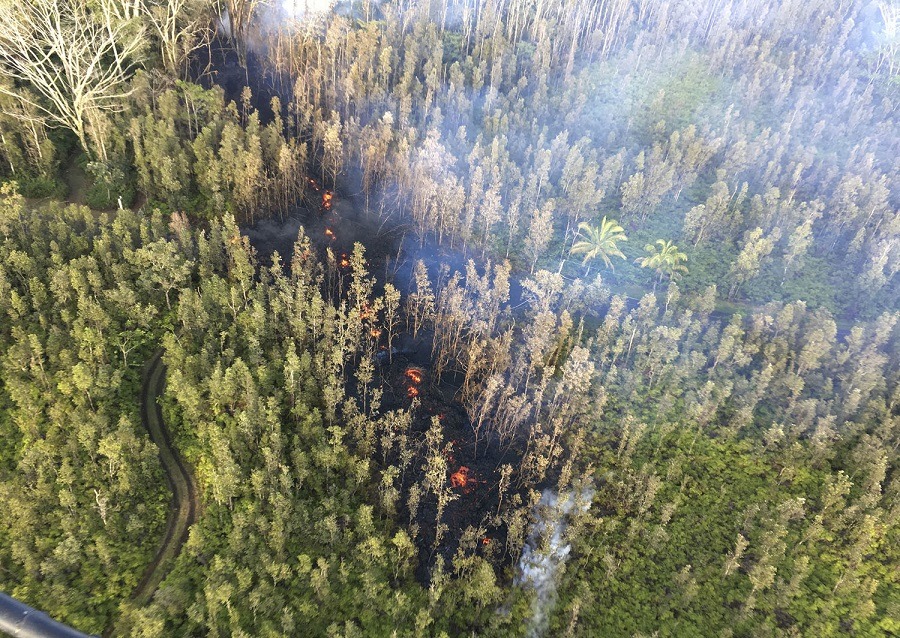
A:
[[517, 489, 594, 638]]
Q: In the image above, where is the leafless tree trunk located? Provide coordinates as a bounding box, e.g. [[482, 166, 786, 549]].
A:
[[143, 0, 212, 78], [216, 0, 268, 70]]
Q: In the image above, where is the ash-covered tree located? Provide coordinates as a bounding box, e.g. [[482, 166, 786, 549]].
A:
[[728, 227, 781, 300]]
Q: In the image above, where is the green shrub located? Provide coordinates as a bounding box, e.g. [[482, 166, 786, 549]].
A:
[[85, 161, 136, 210], [17, 174, 66, 199], [85, 181, 135, 210]]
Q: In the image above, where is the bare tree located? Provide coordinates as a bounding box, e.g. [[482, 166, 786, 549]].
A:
[[103, 0, 144, 22], [142, 0, 212, 78], [0, 0, 145, 159]]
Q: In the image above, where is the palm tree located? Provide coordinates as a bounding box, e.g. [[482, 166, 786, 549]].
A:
[[636, 240, 688, 291], [568, 217, 628, 276]]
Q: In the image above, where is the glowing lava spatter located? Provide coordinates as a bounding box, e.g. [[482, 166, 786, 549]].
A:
[[405, 367, 423, 400], [450, 466, 472, 489]]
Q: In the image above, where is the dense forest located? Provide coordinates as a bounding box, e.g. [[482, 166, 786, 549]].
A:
[[0, 0, 897, 636]]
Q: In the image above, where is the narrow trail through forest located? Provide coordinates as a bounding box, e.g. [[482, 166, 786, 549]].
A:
[[128, 351, 198, 607]]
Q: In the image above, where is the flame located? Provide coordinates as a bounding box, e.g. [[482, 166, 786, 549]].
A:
[[360, 303, 372, 320], [450, 466, 471, 489], [370, 328, 382, 338], [322, 191, 333, 210], [325, 228, 335, 240], [482, 537, 491, 546], [407, 386, 419, 398], [308, 177, 320, 191], [339, 253, 350, 268]]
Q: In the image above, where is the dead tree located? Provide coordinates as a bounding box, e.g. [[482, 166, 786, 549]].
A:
[[0, 0, 145, 160]]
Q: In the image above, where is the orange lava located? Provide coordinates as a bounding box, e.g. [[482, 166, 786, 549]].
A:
[[450, 466, 472, 489]]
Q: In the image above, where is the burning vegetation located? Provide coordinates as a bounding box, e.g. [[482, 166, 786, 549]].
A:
[[304, 177, 336, 214], [5, 0, 895, 634]]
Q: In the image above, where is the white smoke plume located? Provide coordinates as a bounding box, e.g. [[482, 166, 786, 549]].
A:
[[281, 0, 338, 20], [516, 488, 594, 638]]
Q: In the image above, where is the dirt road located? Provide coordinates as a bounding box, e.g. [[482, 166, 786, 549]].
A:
[[131, 351, 199, 607]]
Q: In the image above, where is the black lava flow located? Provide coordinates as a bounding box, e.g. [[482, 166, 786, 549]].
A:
[[243, 189, 535, 582]]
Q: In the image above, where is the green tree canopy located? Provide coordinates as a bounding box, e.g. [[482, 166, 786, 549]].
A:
[[636, 239, 688, 289]]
